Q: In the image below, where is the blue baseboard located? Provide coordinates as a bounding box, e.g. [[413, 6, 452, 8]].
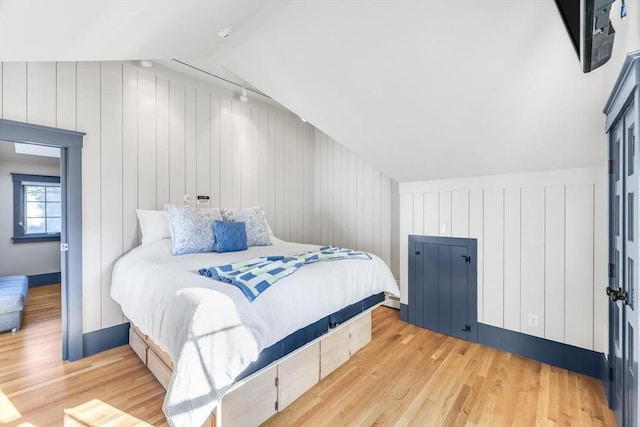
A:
[[28, 272, 61, 287], [400, 304, 604, 379], [82, 322, 130, 358], [400, 303, 408, 322], [476, 323, 603, 379]]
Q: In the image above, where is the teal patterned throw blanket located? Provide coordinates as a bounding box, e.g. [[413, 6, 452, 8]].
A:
[[199, 246, 372, 302]]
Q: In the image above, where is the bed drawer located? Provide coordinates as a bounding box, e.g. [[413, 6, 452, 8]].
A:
[[320, 325, 350, 379], [218, 364, 277, 427], [277, 341, 320, 411], [148, 350, 172, 390], [129, 328, 148, 364], [146, 335, 174, 369], [349, 311, 372, 355]]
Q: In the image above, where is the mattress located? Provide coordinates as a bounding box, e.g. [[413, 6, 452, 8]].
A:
[[111, 237, 399, 427]]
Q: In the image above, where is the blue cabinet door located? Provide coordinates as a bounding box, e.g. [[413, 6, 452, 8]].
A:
[[405, 235, 477, 343]]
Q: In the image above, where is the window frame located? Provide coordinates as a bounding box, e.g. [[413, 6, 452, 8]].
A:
[[11, 173, 61, 243]]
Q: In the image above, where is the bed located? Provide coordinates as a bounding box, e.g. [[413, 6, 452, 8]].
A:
[[111, 232, 399, 427]]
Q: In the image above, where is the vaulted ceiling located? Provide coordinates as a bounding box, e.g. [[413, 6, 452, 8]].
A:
[[0, 0, 624, 182]]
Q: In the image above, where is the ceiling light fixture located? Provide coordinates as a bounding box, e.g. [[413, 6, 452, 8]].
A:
[[300, 117, 307, 123], [240, 87, 248, 103], [140, 60, 153, 68]]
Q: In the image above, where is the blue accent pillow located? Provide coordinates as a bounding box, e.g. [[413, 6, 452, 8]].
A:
[[214, 220, 248, 253]]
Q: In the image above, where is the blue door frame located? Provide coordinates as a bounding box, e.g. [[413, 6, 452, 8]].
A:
[[0, 119, 84, 361]]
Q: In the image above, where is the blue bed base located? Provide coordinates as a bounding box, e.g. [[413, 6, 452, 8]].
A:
[[237, 292, 385, 380]]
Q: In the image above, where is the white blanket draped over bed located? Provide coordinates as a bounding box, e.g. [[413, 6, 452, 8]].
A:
[[111, 237, 399, 427]]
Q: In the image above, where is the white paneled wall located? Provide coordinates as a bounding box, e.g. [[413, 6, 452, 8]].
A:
[[399, 168, 608, 352], [311, 131, 395, 274], [0, 61, 398, 334]]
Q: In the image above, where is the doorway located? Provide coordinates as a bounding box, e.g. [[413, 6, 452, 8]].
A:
[[0, 119, 84, 361]]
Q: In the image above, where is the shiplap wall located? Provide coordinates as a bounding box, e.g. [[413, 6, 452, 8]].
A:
[[0, 61, 397, 333], [399, 167, 608, 352], [311, 131, 395, 273]]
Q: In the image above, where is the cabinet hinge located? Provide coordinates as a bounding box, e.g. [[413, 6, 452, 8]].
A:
[[609, 159, 615, 175], [275, 377, 279, 387], [461, 255, 471, 264], [462, 324, 471, 332], [609, 263, 615, 278]]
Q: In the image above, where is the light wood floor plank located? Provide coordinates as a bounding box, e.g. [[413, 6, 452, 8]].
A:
[[0, 285, 615, 426]]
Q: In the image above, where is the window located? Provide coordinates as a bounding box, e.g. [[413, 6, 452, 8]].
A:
[[12, 173, 61, 243]]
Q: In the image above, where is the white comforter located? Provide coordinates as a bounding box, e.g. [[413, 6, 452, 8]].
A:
[[111, 237, 399, 427]]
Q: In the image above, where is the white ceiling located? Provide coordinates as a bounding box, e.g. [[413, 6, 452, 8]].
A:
[[0, 0, 622, 182]]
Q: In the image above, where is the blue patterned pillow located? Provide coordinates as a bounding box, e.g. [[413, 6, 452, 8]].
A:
[[165, 205, 222, 255], [220, 207, 272, 246], [214, 221, 248, 253]]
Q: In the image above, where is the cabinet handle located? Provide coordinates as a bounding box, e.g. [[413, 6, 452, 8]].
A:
[[415, 251, 421, 255]]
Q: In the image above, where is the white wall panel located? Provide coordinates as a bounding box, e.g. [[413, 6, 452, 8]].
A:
[[544, 186, 565, 343], [521, 186, 545, 338], [381, 174, 392, 265], [27, 62, 56, 127], [185, 87, 197, 208], [413, 193, 424, 235], [210, 94, 221, 208], [99, 62, 124, 328], [77, 62, 102, 333], [451, 190, 469, 238], [137, 70, 157, 210], [347, 151, 357, 249], [2, 62, 27, 121], [503, 187, 521, 331], [423, 192, 439, 236], [483, 188, 504, 328], [593, 183, 607, 353], [469, 189, 484, 322], [122, 65, 138, 251], [439, 191, 452, 237], [56, 62, 76, 130], [168, 81, 185, 206], [399, 193, 413, 304], [219, 97, 233, 209], [156, 77, 170, 208], [565, 184, 594, 349], [196, 89, 211, 205]]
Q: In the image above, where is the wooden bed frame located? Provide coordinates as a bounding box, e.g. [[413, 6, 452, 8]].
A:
[[129, 305, 378, 427]]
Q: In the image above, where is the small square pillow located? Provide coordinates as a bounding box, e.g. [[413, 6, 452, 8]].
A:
[[136, 209, 171, 244], [165, 204, 222, 255], [220, 207, 272, 246], [213, 220, 248, 253]]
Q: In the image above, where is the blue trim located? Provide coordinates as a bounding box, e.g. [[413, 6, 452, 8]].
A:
[[0, 119, 84, 362], [477, 323, 603, 379], [400, 303, 408, 322], [0, 118, 85, 147], [82, 323, 130, 357], [27, 272, 61, 287], [600, 353, 610, 405]]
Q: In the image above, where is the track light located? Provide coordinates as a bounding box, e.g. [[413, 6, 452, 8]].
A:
[[240, 87, 248, 103]]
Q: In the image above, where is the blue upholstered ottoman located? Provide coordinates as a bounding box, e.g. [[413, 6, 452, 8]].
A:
[[0, 275, 28, 333]]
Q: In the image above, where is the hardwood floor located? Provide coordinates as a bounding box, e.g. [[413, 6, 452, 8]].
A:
[[0, 285, 615, 426]]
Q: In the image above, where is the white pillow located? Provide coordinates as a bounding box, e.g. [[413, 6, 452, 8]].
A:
[[136, 209, 171, 245]]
